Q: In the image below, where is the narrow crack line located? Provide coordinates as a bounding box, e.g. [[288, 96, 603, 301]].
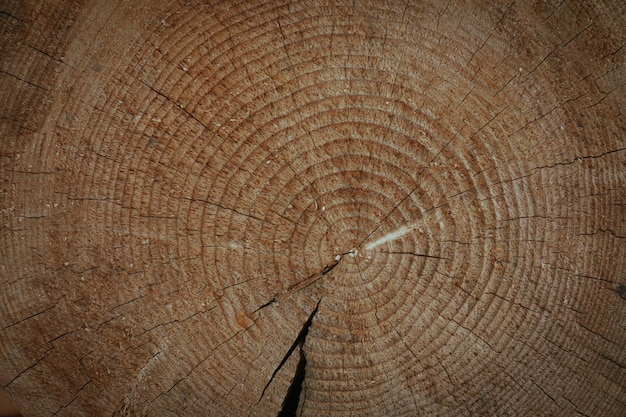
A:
[[585, 86, 618, 109], [576, 321, 618, 346], [274, 10, 334, 233], [579, 228, 626, 239], [598, 353, 626, 370], [467, 0, 514, 66], [390, 323, 419, 361], [561, 21, 593, 48], [138, 305, 217, 337], [151, 323, 255, 405], [220, 276, 263, 291], [28, 43, 72, 67], [278, 259, 340, 300], [1, 303, 58, 332], [51, 380, 91, 416], [0, 9, 21, 22], [0, 68, 48, 90], [257, 301, 321, 405], [3, 346, 54, 388], [483, 291, 542, 315], [530, 379, 560, 407], [543, 0, 566, 21], [533, 147, 626, 170], [504, 371, 530, 395], [358, 126, 463, 249], [9, 169, 57, 175], [358, 190, 421, 249], [381, 251, 450, 260], [524, 44, 559, 81], [138, 79, 211, 131], [563, 397, 592, 417], [182, 196, 273, 225], [252, 259, 341, 316], [354, 256, 382, 327]]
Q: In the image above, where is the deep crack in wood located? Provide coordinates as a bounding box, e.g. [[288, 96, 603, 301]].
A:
[[258, 301, 320, 407]]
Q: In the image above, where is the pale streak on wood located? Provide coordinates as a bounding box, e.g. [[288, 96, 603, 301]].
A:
[[364, 224, 418, 250]]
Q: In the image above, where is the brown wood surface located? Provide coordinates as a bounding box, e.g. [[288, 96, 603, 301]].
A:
[[1, 1, 625, 416]]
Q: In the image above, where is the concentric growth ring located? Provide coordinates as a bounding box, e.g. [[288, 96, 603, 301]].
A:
[[0, 1, 624, 417]]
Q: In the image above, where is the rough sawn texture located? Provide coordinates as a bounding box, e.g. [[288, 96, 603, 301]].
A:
[[0, 1, 624, 416]]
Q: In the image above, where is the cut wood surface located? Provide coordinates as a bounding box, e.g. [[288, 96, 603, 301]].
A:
[[1, 1, 625, 416]]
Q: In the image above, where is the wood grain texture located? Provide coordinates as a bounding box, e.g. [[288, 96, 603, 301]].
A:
[[1, 1, 624, 416]]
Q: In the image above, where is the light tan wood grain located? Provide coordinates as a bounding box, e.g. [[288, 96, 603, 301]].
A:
[[1, 1, 624, 416]]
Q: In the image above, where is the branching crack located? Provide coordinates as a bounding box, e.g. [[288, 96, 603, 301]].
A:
[[257, 301, 320, 409]]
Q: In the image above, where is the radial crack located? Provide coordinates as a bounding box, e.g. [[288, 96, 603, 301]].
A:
[[252, 259, 340, 316], [276, 259, 340, 301], [278, 346, 306, 417], [258, 301, 320, 406]]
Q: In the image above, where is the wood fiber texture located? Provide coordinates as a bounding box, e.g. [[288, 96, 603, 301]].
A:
[[0, 1, 625, 416]]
